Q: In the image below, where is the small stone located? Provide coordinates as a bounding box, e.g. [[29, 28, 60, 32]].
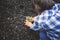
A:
[[16, 26, 18, 28], [3, 37, 5, 39], [8, 17, 10, 20]]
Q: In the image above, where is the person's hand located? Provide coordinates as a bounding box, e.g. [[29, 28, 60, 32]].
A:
[[26, 16, 37, 23], [24, 16, 37, 27], [26, 16, 33, 22], [32, 16, 37, 21], [24, 20, 32, 27]]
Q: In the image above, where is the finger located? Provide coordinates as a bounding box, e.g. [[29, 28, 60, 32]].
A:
[[25, 20, 29, 22], [24, 20, 27, 23], [24, 20, 28, 22], [24, 20, 26, 22], [24, 22, 26, 23], [24, 20, 28, 24], [25, 23, 26, 25], [24, 22, 27, 26]]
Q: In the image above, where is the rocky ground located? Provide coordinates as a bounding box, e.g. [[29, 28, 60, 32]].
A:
[[0, 0, 39, 40]]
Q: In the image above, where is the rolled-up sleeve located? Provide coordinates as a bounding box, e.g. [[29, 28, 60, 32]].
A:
[[29, 10, 50, 31], [30, 15, 43, 31]]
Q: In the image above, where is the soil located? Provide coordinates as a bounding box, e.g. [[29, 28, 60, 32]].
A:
[[0, 0, 39, 40]]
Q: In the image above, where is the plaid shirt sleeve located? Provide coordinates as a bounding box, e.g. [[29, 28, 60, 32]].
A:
[[30, 10, 49, 31], [30, 3, 60, 40], [29, 3, 60, 31]]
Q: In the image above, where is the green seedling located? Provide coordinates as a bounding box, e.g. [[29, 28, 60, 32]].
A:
[[26, 17, 32, 21]]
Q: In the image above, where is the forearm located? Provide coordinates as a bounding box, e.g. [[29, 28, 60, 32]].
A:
[[29, 16, 41, 31], [29, 19, 41, 31]]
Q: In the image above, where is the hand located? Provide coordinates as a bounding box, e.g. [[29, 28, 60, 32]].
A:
[[26, 16, 33, 23], [26, 16, 37, 23], [24, 20, 32, 27], [32, 16, 37, 21]]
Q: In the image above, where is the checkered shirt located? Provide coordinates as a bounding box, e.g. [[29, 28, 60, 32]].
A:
[[30, 3, 60, 40]]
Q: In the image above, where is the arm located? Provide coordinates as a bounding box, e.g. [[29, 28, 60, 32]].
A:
[[24, 16, 37, 27], [25, 10, 50, 31], [26, 16, 37, 22], [25, 15, 43, 31], [29, 15, 43, 31]]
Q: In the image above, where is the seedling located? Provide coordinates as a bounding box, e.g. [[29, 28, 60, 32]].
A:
[[26, 17, 32, 21]]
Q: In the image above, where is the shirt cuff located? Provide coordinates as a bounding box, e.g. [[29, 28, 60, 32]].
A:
[[30, 23, 34, 30], [29, 23, 41, 31], [29, 23, 38, 31]]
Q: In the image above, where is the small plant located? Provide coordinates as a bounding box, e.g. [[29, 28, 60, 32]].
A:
[[26, 17, 32, 21]]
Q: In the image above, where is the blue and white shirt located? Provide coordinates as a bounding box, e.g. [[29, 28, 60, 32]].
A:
[[30, 3, 60, 40]]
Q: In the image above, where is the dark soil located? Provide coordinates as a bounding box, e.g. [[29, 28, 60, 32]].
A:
[[0, 0, 39, 40]]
